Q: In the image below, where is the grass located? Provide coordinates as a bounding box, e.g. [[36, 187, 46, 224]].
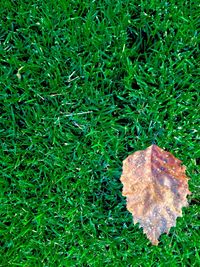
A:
[[0, 0, 199, 266]]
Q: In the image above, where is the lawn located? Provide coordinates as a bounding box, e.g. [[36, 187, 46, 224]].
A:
[[0, 0, 199, 266]]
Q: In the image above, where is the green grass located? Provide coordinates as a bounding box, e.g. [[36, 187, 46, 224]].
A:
[[0, 0, 199, 266]]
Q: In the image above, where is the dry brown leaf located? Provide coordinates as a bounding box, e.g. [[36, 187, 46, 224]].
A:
[[120, 144, 191, 245]]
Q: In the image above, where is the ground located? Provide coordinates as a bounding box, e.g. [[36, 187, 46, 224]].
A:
[[0, 0, 199, 266]]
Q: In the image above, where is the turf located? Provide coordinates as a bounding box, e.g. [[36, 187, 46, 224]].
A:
[[0, 0, 199, 266]]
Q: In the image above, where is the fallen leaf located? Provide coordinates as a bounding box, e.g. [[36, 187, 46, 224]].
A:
[[120, 144, 191, 245]]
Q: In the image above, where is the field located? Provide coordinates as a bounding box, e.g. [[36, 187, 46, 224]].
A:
[[0, 0, 199, 266]]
